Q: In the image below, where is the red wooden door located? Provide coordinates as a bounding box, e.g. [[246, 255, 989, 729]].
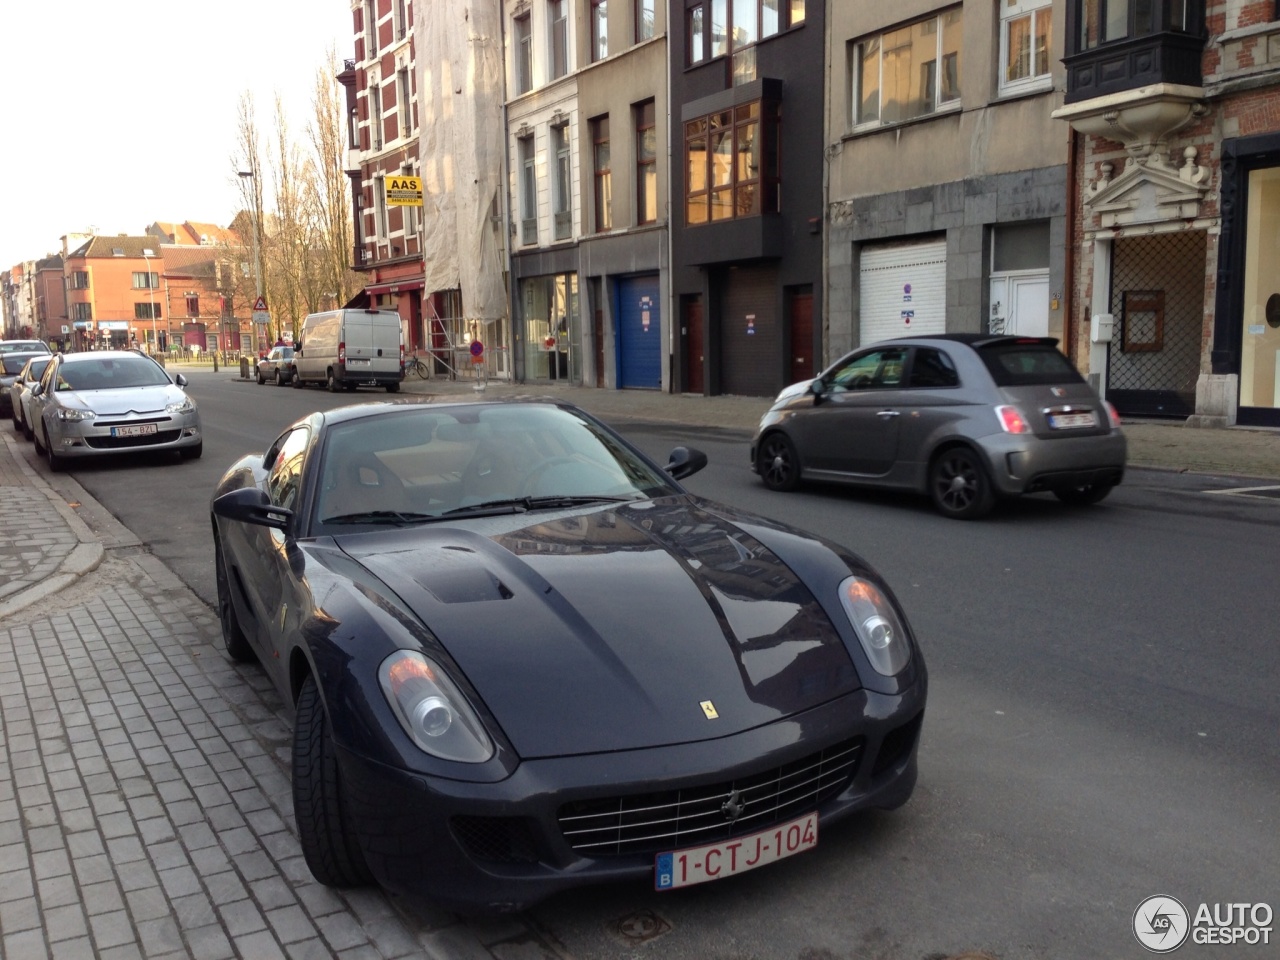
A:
[[789, 288, 814, 384], [684, 297, 704, 394]]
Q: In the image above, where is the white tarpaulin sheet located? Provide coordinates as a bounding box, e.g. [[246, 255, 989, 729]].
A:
[[418, 1, 508, 322]]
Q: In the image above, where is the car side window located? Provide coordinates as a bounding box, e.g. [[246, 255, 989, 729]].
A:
[[266, 428, 311, 510], [909, 348, 959, 388], [827, 348, 908, 392]]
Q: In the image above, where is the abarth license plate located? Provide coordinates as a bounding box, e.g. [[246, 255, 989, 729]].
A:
[[110, 423, 158, 438], [1048, 411, 1097, 429], [654, 811, 818, 890]]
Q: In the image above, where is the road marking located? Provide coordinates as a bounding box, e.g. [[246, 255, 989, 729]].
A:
[[1201, 485, 1280, 500]]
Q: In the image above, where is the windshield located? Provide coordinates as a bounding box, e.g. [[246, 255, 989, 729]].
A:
[[57, 356, 172, 391], [314, 404, 677, 527], [3, 355, 43, 375], [1, 341, 48, 354]]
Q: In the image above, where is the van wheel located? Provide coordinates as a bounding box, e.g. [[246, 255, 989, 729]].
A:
[[327, 371, 340, 393], [292, 370, 302, 388], [385, 382, 400, 394]]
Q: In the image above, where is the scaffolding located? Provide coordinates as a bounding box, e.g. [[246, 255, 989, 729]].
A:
[[414, 296, 511, 382]]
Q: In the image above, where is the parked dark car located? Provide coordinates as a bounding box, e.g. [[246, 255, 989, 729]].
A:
[[256, 345, 295, 386], [210, 400, 926, 913], [752, 334, 1127, 519]]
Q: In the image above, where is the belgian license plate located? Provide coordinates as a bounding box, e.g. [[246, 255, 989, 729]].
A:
[[1048, 411, 1097, 429], [111, 423, 158, 438], [347, 358, 370, 367], [654, 812, 818, 890]]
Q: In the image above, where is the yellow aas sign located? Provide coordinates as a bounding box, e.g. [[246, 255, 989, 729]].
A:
[[386, 176, 423, 207]]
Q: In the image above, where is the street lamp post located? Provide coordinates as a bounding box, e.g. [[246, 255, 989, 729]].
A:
[[141, 248, 157, 354], [238, 169, 264, 353]]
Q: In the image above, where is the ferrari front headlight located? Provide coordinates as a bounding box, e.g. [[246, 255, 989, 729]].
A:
[[379, 650, 494, 763], [838, 576, 912, 676]]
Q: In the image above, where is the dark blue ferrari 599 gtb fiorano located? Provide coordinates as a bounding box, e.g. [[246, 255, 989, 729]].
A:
[[209, 399, 927, 913]]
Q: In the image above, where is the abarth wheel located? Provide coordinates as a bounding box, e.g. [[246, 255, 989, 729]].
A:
[[929, 447, 994, 520], [215, 541, 254, 662], [293, 676, 374, 887], [1054, 482, 1115, 506], [757, 433, 801, 492]]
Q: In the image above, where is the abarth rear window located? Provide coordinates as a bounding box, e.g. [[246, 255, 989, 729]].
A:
[[977, 342, 1084, 387]]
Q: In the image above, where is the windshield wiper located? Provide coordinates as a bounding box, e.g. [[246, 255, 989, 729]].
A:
[[322, 510, 440, 525], [441, 494, 635, 517]]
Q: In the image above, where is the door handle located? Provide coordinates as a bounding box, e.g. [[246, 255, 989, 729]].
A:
[[876, 410, 900, 419]]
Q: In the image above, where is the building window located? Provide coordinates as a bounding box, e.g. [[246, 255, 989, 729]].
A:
[[592, 0, 608, 62], [375, 177, 389, 240], [394, 0, 408, 39], [365, 0, 377, 58], [1074, 0, 1196, 51], [685, 0, 802, 67], [134, 302, 162, 320], [515, 13, 533, 93], [132, 271, 159, 289], [398, 67, 413, 137], [186, 295, 200, 316], [72, 303, 92, 321], [552, 123, 572, 240], [369, 81, 384, 149], [1001, 0, 1052, 95], [635, 100, 657, 224], [684, 99, 778, 225], [550, 0, 569, 79], [636, 0, 654, 42], [70, 271, 89, 289], [852, 9, 962, 128], [519, 136, 538, 245], [592, 116, 612, 232]]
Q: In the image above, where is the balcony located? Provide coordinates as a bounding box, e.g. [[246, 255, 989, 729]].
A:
[[1062, 1, 1206, 105]]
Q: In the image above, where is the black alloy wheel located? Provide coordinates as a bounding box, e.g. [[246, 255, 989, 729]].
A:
[[1054, 482, 1115, 506], [293, 676, 374, 887], [214, 541, 255, 662], [757, 432, 801, 492], [929, 447, 994, 520]]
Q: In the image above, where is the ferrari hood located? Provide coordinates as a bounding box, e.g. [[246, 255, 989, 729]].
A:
[[344, 499, 861, 758]]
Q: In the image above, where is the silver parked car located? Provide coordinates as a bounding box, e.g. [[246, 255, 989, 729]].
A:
[[2, 352, 48, 420], [255, 345, 295, 385], [29, 351, 203, 470], [0, 339, 51, 355], [751, 334, 1127, 519], [7, 354, 53, 440]]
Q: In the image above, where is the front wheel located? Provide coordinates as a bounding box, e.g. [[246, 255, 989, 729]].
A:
[[43, 426, 66, 472], [929, 447, 994, 520], [275, 369, 284, 387], [293, 676, 374, 887], [215, 540, 255, 663], [1054, 482, 1115, 506], [256, 367, 265, 385], [179, 441, 203, 461], [414, 360, 430, 379], [757, 433, 801, 492]]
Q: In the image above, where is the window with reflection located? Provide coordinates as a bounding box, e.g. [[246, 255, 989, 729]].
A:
[[636, 101, 657, 224], [1001, 0, 1053, 95], [1075, 0, 1198, 51], [852, 8, 962, 128], [592, 116, 613, 232], [685, 0, 804, 68], [685, 100, 778, 225], [636, 0, 655, 42], [592, 0, 609, 61]]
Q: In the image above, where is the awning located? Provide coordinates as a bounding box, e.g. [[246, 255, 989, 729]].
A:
[[365, 279, 424, 296]]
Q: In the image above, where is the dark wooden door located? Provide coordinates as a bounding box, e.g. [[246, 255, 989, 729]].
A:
[[684, 297, 704, 394], [789, 287, 814, 384]]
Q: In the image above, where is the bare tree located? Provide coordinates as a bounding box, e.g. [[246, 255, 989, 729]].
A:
[[308, 49, 361, 310]]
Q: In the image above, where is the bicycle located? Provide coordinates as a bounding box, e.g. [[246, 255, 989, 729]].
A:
[[406, 350, 431, 379]]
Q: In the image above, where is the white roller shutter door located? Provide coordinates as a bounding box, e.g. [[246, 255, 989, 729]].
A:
[[858, 239, 947, 345]]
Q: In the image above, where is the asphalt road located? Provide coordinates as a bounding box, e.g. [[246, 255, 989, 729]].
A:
[[19, 367, 1280, 959]]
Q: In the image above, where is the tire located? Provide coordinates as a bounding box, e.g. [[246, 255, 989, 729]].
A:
[[256, 367, 266, 385], [292, 369, 303, 388], [1054, 482, 1115, 506], [414, 360, 429, 380], [929, 447, 994, 520], [385, 382, 400, 393], [215, 541, 255, 663], [293, 676, 374, 887], [43, 426, 66, 472], [757, 432, 801, 492], [180, 441, 203, 461], [21, 413, 34, 441], [275, 369, 284, 387], [327, 371, 340, 393]]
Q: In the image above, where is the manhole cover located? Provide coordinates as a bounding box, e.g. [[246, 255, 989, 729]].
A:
[[612, 910, 672, 944]]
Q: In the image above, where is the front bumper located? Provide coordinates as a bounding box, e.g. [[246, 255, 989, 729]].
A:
[[979, 430, 1127, 496], [337, 682, 926, 914], [45, 412, 202, 458]]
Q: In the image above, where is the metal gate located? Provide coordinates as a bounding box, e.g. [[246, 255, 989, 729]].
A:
[[1107, 231, 1206, 418], [617, 276, 661, 389]]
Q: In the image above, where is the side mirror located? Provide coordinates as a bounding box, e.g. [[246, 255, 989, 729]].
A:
[[295, 341, 302, 352], [664, 446, 708, 481], [809, 379, 827, 403], [175, 373, 188, 388], [212, 487, 293, 532], [31, 383, 44, 398]]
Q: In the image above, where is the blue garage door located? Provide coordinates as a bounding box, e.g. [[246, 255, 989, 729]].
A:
[[617, 276, 661, 389]]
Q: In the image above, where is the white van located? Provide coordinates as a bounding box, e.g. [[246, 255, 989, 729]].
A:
[[293, 309, 404, 392]]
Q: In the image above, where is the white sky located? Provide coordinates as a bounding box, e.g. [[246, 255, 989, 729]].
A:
[[0, 0, 353, 270]]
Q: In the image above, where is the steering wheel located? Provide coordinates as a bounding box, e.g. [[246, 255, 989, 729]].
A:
[[850, 374, 873, 390], [521, 456, 622, 497]]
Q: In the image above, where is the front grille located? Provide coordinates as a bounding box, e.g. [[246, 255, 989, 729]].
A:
[[93, 416, 169, 428], [557, 738, 862, 858], [451, 816, 540, 864], [85, 430, 182, 449]]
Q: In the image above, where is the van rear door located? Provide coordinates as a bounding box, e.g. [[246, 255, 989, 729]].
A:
[[343, 311, 401, 379]]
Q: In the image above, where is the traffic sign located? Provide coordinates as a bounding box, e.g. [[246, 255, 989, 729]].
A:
[[253, 295, 268, 312], [469, 340, 484, 357]]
